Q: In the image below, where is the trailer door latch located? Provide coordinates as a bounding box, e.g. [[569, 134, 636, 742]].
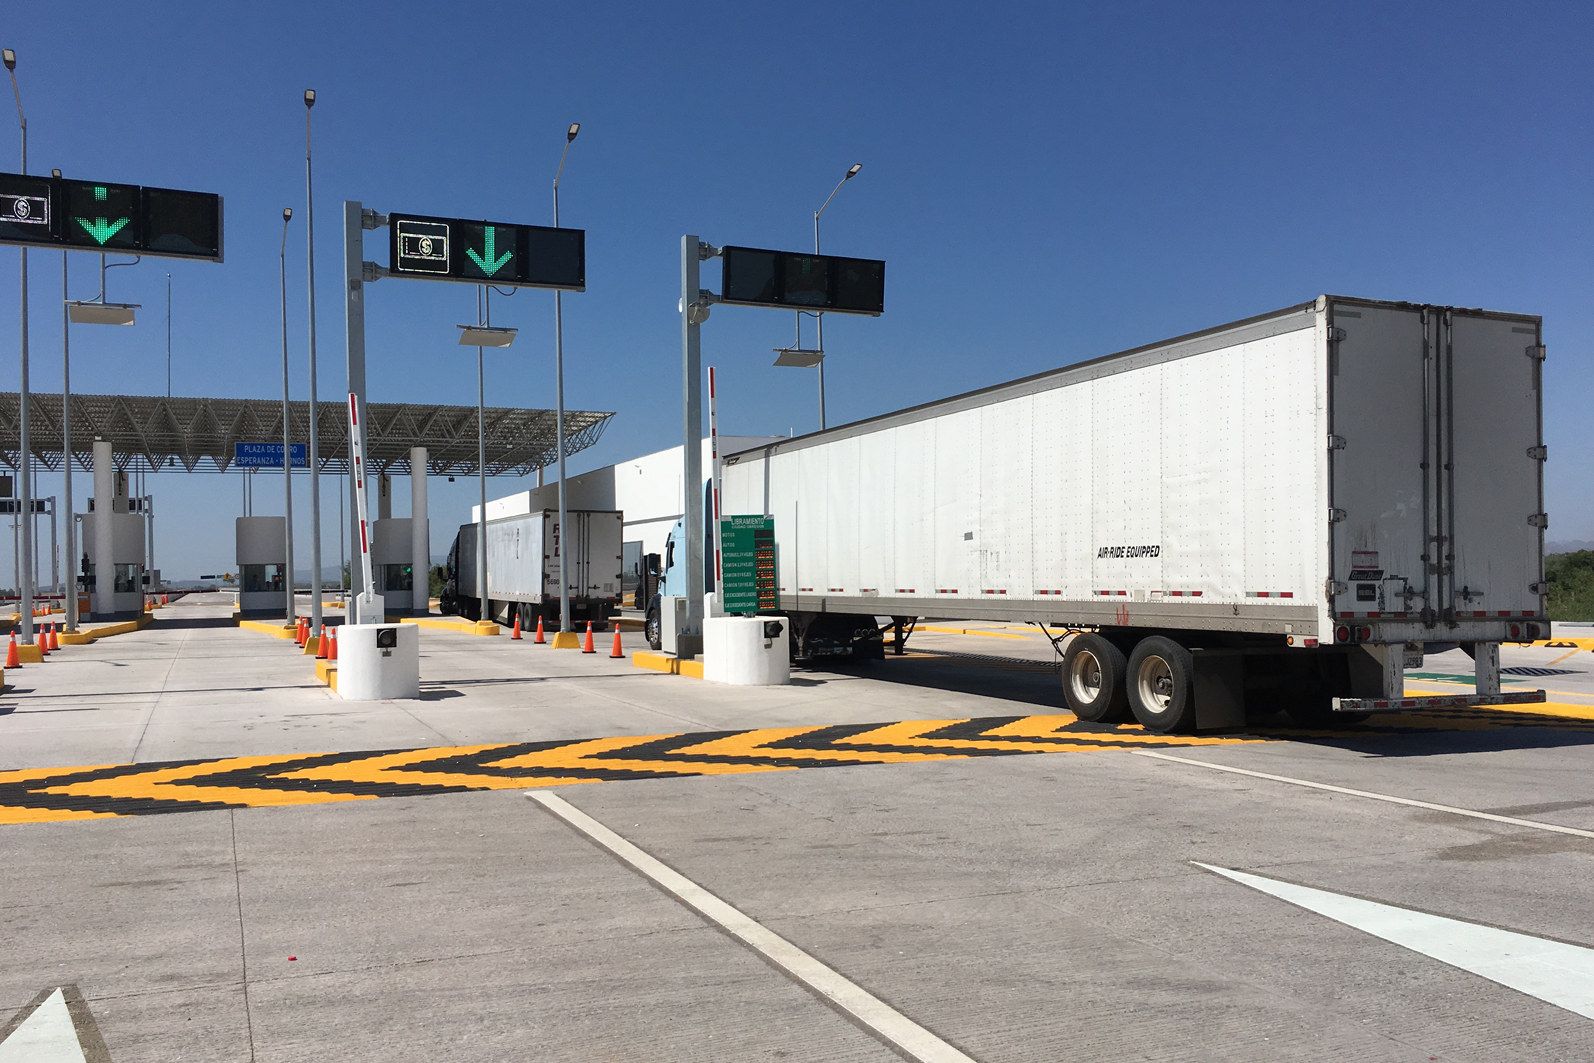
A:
[[1527, 444, 1547, 461], [1328, 507, 1346, 523], [1327, 434, 1346, 451], [1528, 513, 1549, 528]]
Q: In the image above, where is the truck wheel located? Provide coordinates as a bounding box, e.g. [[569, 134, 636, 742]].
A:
[[1127, 636, 1197, 733], [1061, 634, 1132, 723], [644, 603, 662, 651]]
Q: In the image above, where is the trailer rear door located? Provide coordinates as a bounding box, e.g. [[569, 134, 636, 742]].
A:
[[1328, 300, 1544, 626]]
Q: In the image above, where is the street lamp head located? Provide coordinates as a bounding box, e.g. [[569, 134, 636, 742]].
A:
[[51, 168, 60, 178], [283, 207, 293, 222], [303, 88, 316, 108], [845, 163, 862, 179], [567, 122, 581, 141], [2, 50, 15, 71]]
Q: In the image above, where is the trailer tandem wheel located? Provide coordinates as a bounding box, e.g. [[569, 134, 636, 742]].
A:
[[1061, 633, 1133, 723], [1127, 636, 1198, 733]]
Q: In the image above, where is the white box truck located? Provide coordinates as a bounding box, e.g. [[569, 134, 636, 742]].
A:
[[715, 296, 1549, 732], [443, 509, 623, 630]]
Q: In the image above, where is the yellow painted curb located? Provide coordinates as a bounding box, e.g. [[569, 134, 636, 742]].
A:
[[550, 629, 583, 650], [915, 624, 1031, 640], [14, 643, 44, 663], [631, 650, 704, 679], [58, 631, 95, 646], [314, 659, 337, 685], [1535, 637, 1594, 651], [399, 616, 499, 635], [238, 619, 300, 640]]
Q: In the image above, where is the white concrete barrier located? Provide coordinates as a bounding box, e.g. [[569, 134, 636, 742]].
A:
[[703, 616, 791, 686], [336, 623, 421, 701]]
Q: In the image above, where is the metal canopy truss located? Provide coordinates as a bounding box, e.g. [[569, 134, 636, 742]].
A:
[[0, 392, 614, 477]]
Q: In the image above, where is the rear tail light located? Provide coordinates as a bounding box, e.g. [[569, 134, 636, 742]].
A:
[[1525, 622, 1541, 640], [1335, 625, 1351, 644], [1508, 623, 1522, 641], [1356, 626, 1372, 642]]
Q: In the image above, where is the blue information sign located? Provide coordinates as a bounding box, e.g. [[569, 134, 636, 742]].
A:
[[234, 442, 308, 469]]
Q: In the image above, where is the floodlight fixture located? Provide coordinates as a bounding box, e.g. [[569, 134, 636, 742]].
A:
[[773, 346, 824, 369], [567, 122, 581, 141], [68, 300, 139, 326], [304, 88, 316, 108], [457, 324, 517, 348]]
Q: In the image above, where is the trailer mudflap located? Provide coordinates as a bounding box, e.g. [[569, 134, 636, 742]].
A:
[[1332, 689, 1547, 713], [1192, 649, 1246, 731]]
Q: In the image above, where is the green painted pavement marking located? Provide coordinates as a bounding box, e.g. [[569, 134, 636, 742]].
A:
[[465, 225, 512, 276], [1408, 671, 1526, 685]]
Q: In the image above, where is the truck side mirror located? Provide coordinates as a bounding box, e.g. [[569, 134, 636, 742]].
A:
[[665, 540, 674, 571]]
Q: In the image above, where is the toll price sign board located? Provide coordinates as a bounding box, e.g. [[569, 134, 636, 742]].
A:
[[720, 515, 777, 614], [387, 212, 585, 291], [0, 173, 222, 261], [234, 442, 309, 469], [720, 245, 884, 316]]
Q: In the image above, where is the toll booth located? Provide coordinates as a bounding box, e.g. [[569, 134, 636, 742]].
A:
[[80, 510, 146, 619], [236, 516, 288, 617], [371, 517, 415, 618]]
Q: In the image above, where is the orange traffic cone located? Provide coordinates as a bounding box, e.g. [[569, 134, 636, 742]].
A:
[[581, 620, 596, 654], [49, 623, 60, 652], [4, 632, 17, 669], [609, 627, 624, 659], [511, 614, 523, 640], [162, 593, 169, 606], [295, 617, 307, 646], [315, 624, 329, 660], [38, 627, 49, 657], [328, 626, 338, 661], [534, 616, 546, 645]]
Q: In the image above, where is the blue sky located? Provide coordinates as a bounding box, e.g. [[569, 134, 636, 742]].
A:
[[3, 0, 1591, 580]]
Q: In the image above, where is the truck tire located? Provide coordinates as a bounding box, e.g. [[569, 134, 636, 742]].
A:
[[1127, 636, 1197, 733], [1061, 634, 1132, 723], [645, 601, 662, 651]]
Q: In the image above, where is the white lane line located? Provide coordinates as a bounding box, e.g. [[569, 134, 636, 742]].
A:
[[0, 989, 86, 1063], [1132, 749, 1594, 840], [1197, 863, 1594, 1020], [525, 790, 977, 1063]]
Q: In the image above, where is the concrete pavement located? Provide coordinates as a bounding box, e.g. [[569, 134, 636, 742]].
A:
[[2, 593, 1592, 1060]]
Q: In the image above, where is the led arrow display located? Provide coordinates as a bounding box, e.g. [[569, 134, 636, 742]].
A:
[[387, 211, 584, 291], [464, 225, 513, 277], [0, 172, 222, 261]]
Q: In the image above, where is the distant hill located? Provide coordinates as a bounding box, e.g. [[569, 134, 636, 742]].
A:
[[1549, 540, 1594, 554]]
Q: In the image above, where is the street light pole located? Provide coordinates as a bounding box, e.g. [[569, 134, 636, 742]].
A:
[[5, 49, 34, 645], [60, 228, 77, 630], [280, 208, 296, 625], [475, 286, 488, 623], [811, 162, 861, 431], [165, 273, 172, 397], [304, 89, 324, 631], [551, 121, 579, 635]]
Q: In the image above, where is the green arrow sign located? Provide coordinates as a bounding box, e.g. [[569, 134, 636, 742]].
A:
[[75, 215, 131, 245], [465, 225, 512, 277]]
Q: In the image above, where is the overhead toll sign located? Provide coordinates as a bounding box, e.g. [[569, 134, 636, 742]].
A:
[[0, 172, 222, 261], [234, 442, 309, 469], [387, 212, 585, 291], [719, 245, 884, 316]]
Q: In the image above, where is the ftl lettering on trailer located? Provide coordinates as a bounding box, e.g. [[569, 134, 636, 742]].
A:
[[1097, 545, 1161, 559]]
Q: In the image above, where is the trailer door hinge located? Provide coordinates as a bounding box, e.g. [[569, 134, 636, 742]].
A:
[[1326, 580, 1347, 597], [1527, 444, 1547, 461], [1328, 326, 1346, 344], [1529, 581, 1548, 596], [1526, 344, 1546, 361], [1327, 434, 1346, 451], [1328, 507, 1346, 523], [1528, 513, 1549, 528]]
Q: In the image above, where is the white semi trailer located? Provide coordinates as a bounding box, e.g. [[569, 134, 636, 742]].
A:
[[443, 509, 624, 630], [717, 296, 1550, 732]]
